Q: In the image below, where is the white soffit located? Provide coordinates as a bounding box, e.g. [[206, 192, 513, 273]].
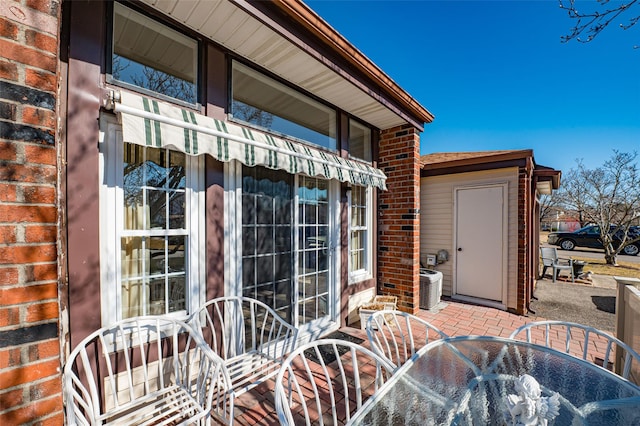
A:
[[141, 0, 407, 130]]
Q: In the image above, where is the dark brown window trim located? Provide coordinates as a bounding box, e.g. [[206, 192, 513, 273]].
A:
[[106, 1, 206, 109]]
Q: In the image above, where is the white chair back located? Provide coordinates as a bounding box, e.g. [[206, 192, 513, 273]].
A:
[[63, 316, 228, 425], [274, 338, 396, 426], [510, 320, 640, 381], [189, 296, 298, 362], [188, 296, 299, 424], [366, 310, 448, 367]]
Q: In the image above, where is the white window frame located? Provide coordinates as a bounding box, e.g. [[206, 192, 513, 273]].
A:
[[348, 185, 373, 284], [99, 114, 205, 327]]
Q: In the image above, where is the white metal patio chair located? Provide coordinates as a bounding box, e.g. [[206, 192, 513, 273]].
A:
[[540, 246, 574, 282], [366, 310, 449, 368], [510, 320, 640, 381], [188, 296, 298, 424], [63, 316, 230, 426], [274, 338, 396, 426]]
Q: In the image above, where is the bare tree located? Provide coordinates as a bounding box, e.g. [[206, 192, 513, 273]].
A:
[[112, 55, 196, 103], [132, 68, 195, 104], [559, 0, 639, 47], [558, 151, 640, 264], [540, 193, 563, 226], [231, 101, 274, 129]]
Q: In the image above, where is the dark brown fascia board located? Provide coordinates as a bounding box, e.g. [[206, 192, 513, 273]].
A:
[[421, 150, 534, 172], [421, 158, 529, 177], [264, 0, 435, 127]]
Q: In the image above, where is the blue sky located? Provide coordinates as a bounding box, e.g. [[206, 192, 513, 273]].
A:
[[306, 0, 640, 174]]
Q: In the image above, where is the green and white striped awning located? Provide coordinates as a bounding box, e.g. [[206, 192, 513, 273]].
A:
[[107, 91, 387, 190]]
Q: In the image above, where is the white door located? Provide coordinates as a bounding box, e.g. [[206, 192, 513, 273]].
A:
[[455, 185, 505, 302], [229, 164, 339, 340]]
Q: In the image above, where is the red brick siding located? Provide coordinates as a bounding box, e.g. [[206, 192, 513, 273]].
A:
[[514, 164, 534, 315], [0, 17, 19, 40], [377, 125, 421, 314], [25, 68, 56, 92], [0, 0, 62, 423], [0, 59, 19, 81]]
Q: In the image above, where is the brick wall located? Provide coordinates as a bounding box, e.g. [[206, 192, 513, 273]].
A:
[[516, 162, 533, 315], [516, 166, 527, 314], [378, 125, 421, 314], [0, 0, 63, 424]]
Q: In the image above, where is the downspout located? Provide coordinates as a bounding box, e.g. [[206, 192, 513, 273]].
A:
[[525, 158, 535, 315], [524, 158, 534, 315]]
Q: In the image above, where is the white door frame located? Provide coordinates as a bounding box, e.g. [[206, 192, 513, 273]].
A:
[[224, 162, 340, 342], [293, 176, 341, 340], [452, 183, 508, 310]]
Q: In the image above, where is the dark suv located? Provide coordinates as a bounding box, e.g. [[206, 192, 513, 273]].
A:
[[546, 225, 640, 256]]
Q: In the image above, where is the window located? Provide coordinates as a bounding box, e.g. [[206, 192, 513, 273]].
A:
[[349, 185, 372, 282], [349, 119, 372, 162], [231, 61, 337, 151], [110, 2, 198, 104], [100, 118, 204, 324]]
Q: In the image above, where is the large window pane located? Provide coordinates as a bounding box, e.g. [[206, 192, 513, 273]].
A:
[[148, 190, 166, 229], [257, 227, 274, 253], [123, 188, 144, 230], [111, 3, 197, 104], [121, 236, 144, 279], [149, 236, 165, 275], [168, 276, 186, 312], [148, 277, 166, 315], [169, 192, 185, 229], [231, 61, 336, 151], [121, 279, 143, 319], [349, 119, 372, 162], [167, 236, 186, 273]]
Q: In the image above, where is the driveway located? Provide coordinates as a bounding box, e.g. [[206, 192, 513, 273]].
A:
[[529, 275, 616, 332], [553, 246, 640, 264]]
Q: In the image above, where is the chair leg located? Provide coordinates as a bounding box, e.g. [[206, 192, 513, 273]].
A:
[[540, 266, 548, 279], [552, 268, 557, 283]]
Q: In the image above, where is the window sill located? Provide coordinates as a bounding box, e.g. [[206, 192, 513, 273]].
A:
[[349, 270, 372, 285]]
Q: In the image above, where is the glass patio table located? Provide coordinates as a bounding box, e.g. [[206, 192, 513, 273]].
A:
[[349, 336, 640, 425]]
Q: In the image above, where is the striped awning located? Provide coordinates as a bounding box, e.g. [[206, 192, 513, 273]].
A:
[[106, 91, 387, 190]]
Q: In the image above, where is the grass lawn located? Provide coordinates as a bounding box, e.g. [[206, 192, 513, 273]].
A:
[[569, 256, 640, 279]]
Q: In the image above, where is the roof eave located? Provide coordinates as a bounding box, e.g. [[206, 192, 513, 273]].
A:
[[534, 168, 562, 189], [271, 0, 435, 125], [421, 149, 534, 170]]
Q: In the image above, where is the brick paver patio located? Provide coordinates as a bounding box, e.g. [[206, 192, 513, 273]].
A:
[[217, 297, 618, 425]]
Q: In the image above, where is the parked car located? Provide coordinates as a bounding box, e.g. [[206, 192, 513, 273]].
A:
[[546, 225, 640, 256]]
